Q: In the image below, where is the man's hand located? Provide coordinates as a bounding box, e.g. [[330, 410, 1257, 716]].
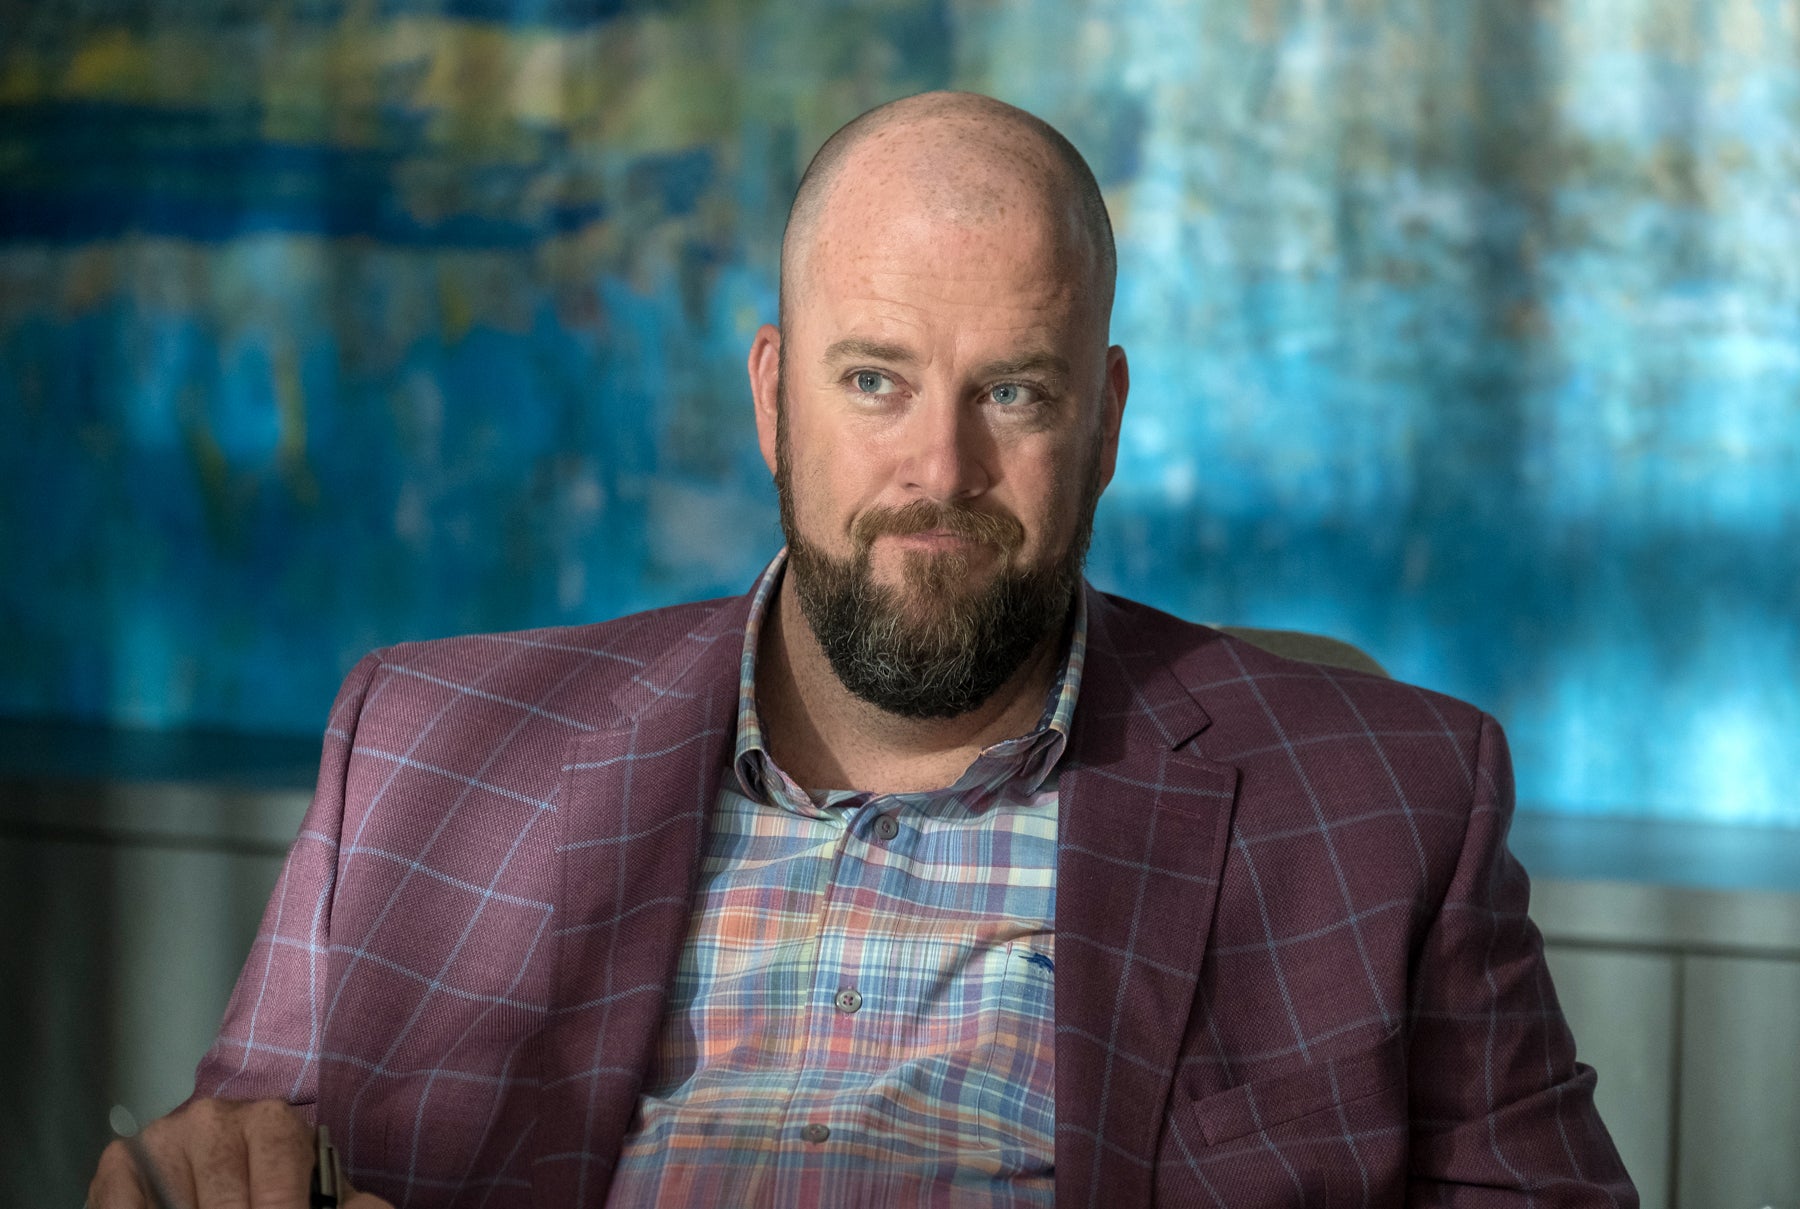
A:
[[87, 1098, 393, 1209]]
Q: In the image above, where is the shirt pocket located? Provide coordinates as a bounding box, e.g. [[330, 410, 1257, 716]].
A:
[[1185, 1025, 1406, 1147], [974, 939, 1058, 1157]]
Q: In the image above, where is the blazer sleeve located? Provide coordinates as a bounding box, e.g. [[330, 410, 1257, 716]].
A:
[[1405, 712, 1637, 1206], [189, 651, 385, 1115]]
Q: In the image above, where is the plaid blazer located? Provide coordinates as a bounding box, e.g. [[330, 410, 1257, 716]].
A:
[[195, 582, 1635, 1207]]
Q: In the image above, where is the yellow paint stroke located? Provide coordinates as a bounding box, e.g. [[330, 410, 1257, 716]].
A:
[[323, 0, 388, 149], [59, 25, 223, 108], [259, 32, 337, 145], [439, 264, 476, 343], [598, 15, 744, 150], [183, 415, 236, 548], [22, 11, 769, 157], [59, 245, 119, 315], [274, 343, 320, 507], [62, 28, 153, 99], [413, 22, 549, 158], [0, 46, 49, 104]]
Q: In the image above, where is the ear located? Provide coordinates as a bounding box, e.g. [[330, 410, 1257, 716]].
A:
[[1094, 344, 1129, 492], [748, 323, 783, 478]]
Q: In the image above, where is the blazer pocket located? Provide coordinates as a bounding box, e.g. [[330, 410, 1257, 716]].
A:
[[1187, 1026, 1405, 1147]]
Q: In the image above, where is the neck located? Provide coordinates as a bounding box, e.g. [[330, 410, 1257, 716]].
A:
[[755, 575, 1067, 795]]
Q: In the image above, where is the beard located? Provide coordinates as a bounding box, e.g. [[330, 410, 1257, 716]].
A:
[[775, 401, 1102, 720]]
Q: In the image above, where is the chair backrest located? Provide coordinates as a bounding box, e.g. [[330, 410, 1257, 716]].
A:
[[1213, 626, 1389, 678]]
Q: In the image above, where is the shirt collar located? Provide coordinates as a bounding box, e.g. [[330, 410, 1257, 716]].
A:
[[732, 549, 1087, 814]]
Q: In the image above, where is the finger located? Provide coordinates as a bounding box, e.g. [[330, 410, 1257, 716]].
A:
[[127, 1134, 193, 1209], [125, 1127, 200, 1209], [241, 1101, 314, 1209], [336, 1169, 394, 1209], [188, 1115, 253, 1209], [86, 1140, 148, 1209], [138, 1104, 212, 1209]]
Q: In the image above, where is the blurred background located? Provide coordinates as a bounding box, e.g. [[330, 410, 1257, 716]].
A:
[[2, 0, 1797, 1205]]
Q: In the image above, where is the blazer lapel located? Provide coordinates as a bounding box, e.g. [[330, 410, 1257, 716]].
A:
[[1055, 587, 1240, 1207], [532, 596, 749, 1208]]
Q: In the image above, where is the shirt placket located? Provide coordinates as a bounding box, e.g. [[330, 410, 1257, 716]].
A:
[[767, 791, 909, 1202]]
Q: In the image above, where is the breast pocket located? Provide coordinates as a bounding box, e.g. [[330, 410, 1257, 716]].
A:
[[974, 940, 1058, 1157], [1187, 1026, 1406, 1146], [1157, 1028, 1411, 1205]]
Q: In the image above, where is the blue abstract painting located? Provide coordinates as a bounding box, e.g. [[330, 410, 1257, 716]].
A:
[[2, 0, 1796, 826]]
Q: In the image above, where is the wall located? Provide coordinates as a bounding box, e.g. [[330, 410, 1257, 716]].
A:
[[3, 0, 1797, 825], [8, 776, 1797, 1209]]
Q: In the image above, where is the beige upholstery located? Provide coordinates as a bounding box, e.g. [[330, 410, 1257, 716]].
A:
[[1214, 626, 1389, 678]]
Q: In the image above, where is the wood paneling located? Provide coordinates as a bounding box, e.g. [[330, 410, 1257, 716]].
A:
[[1678, 955, 1800, 1208], [1544, 946, 1678, 1209]]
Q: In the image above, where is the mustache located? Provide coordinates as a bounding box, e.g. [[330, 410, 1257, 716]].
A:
[[850, 499, 1026, 554]]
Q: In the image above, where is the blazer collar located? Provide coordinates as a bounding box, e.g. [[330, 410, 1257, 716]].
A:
[[533, 589, 750, 1207], [1053, 585, 1241, 1205]]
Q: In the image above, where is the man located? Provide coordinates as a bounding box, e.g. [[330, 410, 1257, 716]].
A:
[[90, 92, 1635, 1207]]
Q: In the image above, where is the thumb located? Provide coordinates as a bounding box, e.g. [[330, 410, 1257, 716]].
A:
[[341, 1178, 394, 1209]]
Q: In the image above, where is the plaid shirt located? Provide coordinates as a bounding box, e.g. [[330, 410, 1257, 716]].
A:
[[606, 553, 1086, 1207]]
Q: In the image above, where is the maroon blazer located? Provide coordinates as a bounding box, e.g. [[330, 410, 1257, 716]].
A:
[[195, 582, 1635, 1207]]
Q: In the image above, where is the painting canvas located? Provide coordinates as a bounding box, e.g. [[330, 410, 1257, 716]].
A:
[[2, 0, 1796, 825]]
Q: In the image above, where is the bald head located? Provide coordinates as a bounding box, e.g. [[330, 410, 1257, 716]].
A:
[[779, 92, 1117, 331]]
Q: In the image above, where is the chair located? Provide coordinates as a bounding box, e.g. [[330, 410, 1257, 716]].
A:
[[1213, 626, 1389, 677]]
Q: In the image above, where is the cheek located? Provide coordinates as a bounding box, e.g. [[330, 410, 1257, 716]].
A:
[[785, 433, 879, 537], [1015, 448, 1090, 542]]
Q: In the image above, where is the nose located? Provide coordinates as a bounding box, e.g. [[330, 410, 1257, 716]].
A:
[[898, 393, 991, 501]]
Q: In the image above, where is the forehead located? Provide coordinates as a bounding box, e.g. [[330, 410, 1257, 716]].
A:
[[794, 147, 1093, 345]]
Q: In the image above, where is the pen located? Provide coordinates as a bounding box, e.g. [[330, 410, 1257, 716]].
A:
[[121, 1133, 181, 1208], [311, 1125, 344, 1209], [108, 1107, 181, 1209]]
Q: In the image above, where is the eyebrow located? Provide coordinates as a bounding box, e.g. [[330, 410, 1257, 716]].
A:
[[823, 337, 916, 366], [975, 352, 1071, 382], [820, 339, 1072, 383]]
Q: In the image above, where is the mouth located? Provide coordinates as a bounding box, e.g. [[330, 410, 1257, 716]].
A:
[[885, 528, 981, 548], [850, 500, 1027, 561]]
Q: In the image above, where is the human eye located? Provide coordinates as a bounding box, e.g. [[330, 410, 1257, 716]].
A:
[[988, 381, 1043, 408], [848, 369, 897, 396]]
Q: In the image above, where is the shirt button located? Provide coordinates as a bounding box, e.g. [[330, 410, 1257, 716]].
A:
[[801, 1123, 830, 1143], [833, 987, 863, 1014], [874, 814, 900, 841]]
